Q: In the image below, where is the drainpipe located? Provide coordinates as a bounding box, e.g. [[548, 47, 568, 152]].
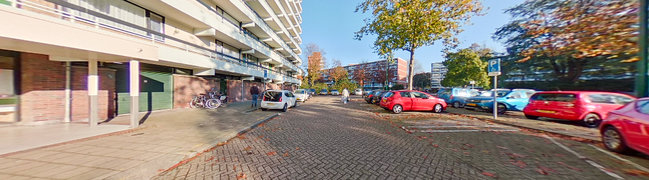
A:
[[64, 62, 71, 123]]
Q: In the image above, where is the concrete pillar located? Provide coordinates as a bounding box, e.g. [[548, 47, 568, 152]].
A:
[[129, 60, 140, 128], [64, 62, 71, 123], [88, 60, 99, 127]]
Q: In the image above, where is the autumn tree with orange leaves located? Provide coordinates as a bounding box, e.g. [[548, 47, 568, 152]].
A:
[[496, 0, 638, 82], [306, 52, 324, 86]]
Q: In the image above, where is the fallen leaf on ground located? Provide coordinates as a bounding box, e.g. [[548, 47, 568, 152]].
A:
[[481, 172, 496, 177], [432, 144, 439, 148], [233, 165, 237, 171], [295, 147, 301, 150], [216, 142, 228, 146], [243, 146, 252, 151], [497, 146, 509, 150], [266, 151, 277, 156], [511, 160, 527, 168], [237, 172, 247, 180], [237, 135, 247, 139], [623, 169, 649, 176], [283, 152, 289, 157]]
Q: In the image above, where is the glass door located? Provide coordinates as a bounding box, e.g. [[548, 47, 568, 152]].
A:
[[0, 51, 17, 122]]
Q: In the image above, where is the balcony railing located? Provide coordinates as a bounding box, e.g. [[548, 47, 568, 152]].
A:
[[4, 0, 300, 83], [241, 0, 300, 59]]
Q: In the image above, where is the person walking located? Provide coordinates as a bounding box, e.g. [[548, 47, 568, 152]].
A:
[[342, 88, 350, 104], [250, 85, 260, 108]]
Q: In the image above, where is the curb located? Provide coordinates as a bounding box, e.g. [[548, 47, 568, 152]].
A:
[[156, 112, 281, 175], [448, 112, 600, 143]]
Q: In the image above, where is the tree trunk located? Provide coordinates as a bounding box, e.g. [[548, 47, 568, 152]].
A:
[[408, 49, 415, 90]]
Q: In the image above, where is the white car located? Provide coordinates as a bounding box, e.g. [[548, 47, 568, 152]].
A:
[[354, 89, 363, 96], [331, 90, 340, 96], [294, 89, 309, 102], [261, 90, 297, 112]]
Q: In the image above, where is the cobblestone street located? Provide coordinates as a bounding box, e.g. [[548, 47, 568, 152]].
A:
[[154, 96, 649, 179]]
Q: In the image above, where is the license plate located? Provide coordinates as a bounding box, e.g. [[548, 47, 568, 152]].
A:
[[267, 103, 276, 106], [466, 103, 477, 106], [536, 110, 555, 113]]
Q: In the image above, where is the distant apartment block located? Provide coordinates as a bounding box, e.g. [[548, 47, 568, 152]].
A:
[[431, 62, 447, 89], [322, 58, 408, 88], [0, 0, 303, 125]]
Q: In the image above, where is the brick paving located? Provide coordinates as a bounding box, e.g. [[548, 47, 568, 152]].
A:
[[155, 96, 649, 179], [0, 101, 275, 179]]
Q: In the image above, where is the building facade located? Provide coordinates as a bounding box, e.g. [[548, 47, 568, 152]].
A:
[[0, 0, 303, 126], [322, 58, 408, 89], [431, 62, 447, 89]]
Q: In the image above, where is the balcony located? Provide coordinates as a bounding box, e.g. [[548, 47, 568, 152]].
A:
[[1, 0, 301, 84]]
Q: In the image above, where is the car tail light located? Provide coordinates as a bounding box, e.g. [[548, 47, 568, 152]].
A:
[[279, 96, 282, 102]]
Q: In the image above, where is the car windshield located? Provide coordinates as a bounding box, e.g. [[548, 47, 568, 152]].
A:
[[331, 90, 339, 92], [295, 90, 306, 94], [496, 90, 511, 97]]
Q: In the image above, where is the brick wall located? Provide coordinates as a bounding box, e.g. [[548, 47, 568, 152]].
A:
[[69, 66, 115, 122], [19, 53, 65, 122], [19, 52, 115, 123], [173, 75, 218, 108], [227, 80, 265, 102]]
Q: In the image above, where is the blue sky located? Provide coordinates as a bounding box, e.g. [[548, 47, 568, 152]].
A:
[[300, 0, 524, 71]]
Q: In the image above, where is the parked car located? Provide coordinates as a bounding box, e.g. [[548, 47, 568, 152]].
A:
[[523, 91, 636, 128], [437, 88, 477, 108], [365, 90, 376, 103], [371, 91, 387, 104], [464, 89, 536, 114], [380, 90, 447, 114], [261, 90, 297, 112], [294, 89, 309, 102], [319, 89, 329, 95], [600, 97, 649, 155], [331, 89, 340, 96], [354, 89, 363, 96], [308, 89, 316, 96], [363, 89, 373, 96]]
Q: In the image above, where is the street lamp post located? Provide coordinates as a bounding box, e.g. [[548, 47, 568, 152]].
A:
[[638, 0, 649, 97]]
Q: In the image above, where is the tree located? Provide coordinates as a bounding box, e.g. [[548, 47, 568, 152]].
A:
[[351, 62, 369, 89], [355, 0, 483, 90], [441, 48, 490, 88], [495, 0, 638, 82], [332, 78, 359, 93], [413, 72, 432, 89], [307, 52, 324, 87], [330, 60, 348, 82]]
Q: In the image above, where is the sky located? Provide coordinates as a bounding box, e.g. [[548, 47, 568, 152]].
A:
[[299, 0, 525, 71]]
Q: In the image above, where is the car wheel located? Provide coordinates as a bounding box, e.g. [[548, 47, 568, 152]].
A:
[[453, 101, 460, 108], [524, 114, 539, 120], [497, 103, 507, 114], [392, 104, 403, 114], [282, 104, 288, 112], [602, 126, 629, 153], [261, 108, 267, 111], [292, 101, 297, 107], [583, 113, 602, 128], [433, 104, 443, 113]]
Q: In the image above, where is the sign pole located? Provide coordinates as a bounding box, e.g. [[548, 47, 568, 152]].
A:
[[493, 76, 497, 120]]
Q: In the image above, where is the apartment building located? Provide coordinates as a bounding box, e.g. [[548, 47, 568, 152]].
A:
[[431, 62, 447, 89], [0, 0, 303, 126], [322, 58, 408, 88]]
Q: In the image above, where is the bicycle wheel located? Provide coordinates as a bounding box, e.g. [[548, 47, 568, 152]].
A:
[[189, 98, 201, 108], [205, 99, 221, 109]]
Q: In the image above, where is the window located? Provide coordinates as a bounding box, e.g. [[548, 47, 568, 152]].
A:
[[637, 100, 649, 114], [383, 92, 394, 98], [587, 94, 631, 105], [507, 92, 523, 99], [412, 92, 428, 99], [147, 12, 164, 41], [400, 92, 411, 98], [531, 93, 576, 102]]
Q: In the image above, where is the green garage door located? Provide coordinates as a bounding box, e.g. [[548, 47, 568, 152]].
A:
[[116, 70, 173, 114]]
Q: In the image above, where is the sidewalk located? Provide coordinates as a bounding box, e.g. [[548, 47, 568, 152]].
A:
[[0, 101, 278, 180]]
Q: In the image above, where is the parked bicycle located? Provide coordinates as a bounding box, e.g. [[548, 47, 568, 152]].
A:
[[189, 93, 221, 109]]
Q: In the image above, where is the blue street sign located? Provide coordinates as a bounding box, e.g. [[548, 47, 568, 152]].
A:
[[488, 59, 501, 76]]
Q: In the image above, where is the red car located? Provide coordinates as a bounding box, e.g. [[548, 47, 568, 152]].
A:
[[600, 98, 649, 155], [380, 90, 447, 114], [523, 91, 636, 128]]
